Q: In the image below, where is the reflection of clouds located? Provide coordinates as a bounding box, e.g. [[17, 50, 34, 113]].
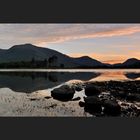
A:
[[0, 24, 140, 48], [89, 71, 128, 81]]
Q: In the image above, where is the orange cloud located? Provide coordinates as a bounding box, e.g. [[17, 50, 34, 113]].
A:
[[34, 26, 140, 46]]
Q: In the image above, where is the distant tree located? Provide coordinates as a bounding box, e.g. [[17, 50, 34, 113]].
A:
[[51, 55, 58, 67], [44, 58, 48, 67], [60, 64, 64, 68], [31, 57, 35, 64], [48, 57, 53, 67], [31, 57, 36, 67]]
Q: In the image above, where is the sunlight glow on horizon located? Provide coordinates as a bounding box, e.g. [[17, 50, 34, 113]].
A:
[[0, 24, 140, 64]]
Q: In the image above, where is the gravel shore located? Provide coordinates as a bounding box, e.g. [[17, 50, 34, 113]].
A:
[[0, 80, 140, 117]]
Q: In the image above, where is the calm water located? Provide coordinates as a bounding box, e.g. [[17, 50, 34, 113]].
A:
[[0, 69, 139, 116], [0, 69, 139, 93]]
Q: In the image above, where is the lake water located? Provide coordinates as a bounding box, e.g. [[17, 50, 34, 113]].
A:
[[0, 69, 140, 116], [0, 69, 139, 93]]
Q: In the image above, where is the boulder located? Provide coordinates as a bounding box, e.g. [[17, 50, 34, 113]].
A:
[[51, 85, 75, 101], [83, 96, 102, 113], [103, 100, 121, 116], [85, 83, 101, 96]]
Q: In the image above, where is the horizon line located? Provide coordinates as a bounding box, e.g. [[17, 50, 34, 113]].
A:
[[0, 43, 139, 65]]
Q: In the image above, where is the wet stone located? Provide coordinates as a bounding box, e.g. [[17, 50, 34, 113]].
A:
[[71, 97, 81, 101], [85, 83, 101, 96], [103, 99, 121, 116], [51, 85, 75, 101]]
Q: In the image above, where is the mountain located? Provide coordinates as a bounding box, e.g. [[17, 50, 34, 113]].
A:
[[112, 58, 140, 68], [122, 58, 140, 66], [0, 43, 139, 68], [73, 56, 106, 67], [0, 44, 105, 68]]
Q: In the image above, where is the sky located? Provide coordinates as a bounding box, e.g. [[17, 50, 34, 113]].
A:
[[0, 24, 140, 64]]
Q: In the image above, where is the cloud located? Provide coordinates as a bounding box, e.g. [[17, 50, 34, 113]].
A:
[[0, 24, 140, 48], [35, 24, 140, 46]]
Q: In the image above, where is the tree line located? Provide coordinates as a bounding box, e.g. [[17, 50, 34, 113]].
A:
[[0, 55, 65, 68]]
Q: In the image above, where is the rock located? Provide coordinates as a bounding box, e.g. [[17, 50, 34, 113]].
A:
[[111, 91, 127, 99], [121, 102, 129, 107], [71, 97, 81, 101], [51, 85, 75, 101], [99, 93, 115, 101], [29, 98, 40, 101], [84, 96, 101, 105], [85, 83, 101, 96], [44, 96, 52, 99], [103, 100, 121, 116], [79, 101, 85, 107], [75, 86, 83, 92], [126, 94, 140, 102], [49, 104, 57, 108], [130, 104, 137, 111], [83, 96, 102, 113]]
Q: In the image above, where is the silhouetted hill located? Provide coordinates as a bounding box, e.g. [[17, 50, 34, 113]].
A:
[[122, 58, 140, 66], [73, 56, 106, 67], [0, 44, 140, 68], [0, 44, 106, 68]]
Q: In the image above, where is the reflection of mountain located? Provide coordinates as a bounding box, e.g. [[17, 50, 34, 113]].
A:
[[124, 72, 140, 79], [0, 72, 101, 93]]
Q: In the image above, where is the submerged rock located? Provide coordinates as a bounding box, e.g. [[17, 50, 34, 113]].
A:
[[51, 85, 75, 101], [85, 83, 101, 96]]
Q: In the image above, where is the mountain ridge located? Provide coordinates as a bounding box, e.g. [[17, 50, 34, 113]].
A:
[[0, 43, 139, 68]]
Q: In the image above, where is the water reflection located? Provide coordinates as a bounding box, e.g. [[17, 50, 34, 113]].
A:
[[90, 71, 140, 81], [0, 72, 100, 93], [0, 70, 140, 93], [124, 72, 140, 80]]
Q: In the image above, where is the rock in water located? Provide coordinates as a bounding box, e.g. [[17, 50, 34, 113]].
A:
[[51, 85, 75, 101], [103, 100, 121, 116], [85, 83, 101, 96]]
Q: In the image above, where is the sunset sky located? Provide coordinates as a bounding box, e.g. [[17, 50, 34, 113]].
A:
[[0, 24, 140, 64]]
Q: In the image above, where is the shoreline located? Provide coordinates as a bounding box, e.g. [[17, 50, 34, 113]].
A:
[[0, 80, 140, 117]]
